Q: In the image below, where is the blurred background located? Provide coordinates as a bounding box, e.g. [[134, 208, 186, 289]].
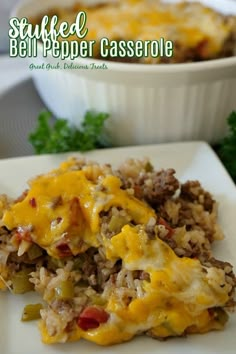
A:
[[0, 0, 19, 53]]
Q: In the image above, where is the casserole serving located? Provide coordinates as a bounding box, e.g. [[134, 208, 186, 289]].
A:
[[0, 154, 235, 346]]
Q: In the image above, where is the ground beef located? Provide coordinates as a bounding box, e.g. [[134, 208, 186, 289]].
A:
[[120, 168, 179, 207], [180, 181, 215, 212], [203, 257, 236, 309], [140, 169, 180, 206]]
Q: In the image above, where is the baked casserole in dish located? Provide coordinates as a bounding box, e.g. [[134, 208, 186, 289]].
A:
[[31, 0, 236, 63]]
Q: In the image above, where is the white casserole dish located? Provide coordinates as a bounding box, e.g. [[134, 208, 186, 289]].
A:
[[13, 0, 236, 146]]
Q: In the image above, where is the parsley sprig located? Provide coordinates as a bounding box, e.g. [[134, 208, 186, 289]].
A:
[[29, 110, 110, 154], [216, 111, 236, 183]]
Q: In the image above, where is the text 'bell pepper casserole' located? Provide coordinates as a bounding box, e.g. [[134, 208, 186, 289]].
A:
[[0, 157, 235, 346]]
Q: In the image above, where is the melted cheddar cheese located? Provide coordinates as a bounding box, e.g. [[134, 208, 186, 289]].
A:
[[3, 164, 155, 258]]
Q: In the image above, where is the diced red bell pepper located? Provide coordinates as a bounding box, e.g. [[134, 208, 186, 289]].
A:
[[159, 217, 174, 238], [56, 242, 72, 257], [15, 227, 32, 242], [77, 307, 109, 331], [29, 197, 37, 208]]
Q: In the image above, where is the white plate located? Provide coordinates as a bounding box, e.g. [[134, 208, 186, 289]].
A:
[[0, 142, 235, 354]]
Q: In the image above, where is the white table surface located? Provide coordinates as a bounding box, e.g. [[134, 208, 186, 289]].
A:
[[0, 55, 30, 96]]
